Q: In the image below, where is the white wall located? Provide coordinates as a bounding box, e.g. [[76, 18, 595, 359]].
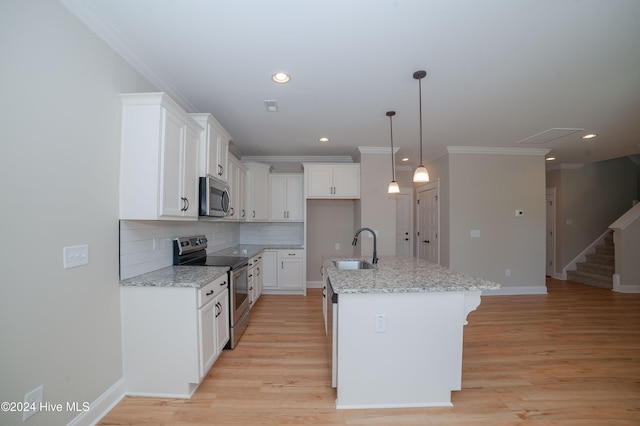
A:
[[0, 1, 156, 424]]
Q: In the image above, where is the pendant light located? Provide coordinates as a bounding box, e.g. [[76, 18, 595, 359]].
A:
[[386, 111, 400, 194], [412, 70, 430, 182]]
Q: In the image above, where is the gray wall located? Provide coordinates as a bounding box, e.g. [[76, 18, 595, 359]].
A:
[[447, 152, 547, 292], [546, 157, 639, 274], [0, 1, 156, 424], [306, 200, 357, 282]]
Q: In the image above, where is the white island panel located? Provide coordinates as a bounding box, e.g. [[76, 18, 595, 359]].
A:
[[336, 290, 482, 409]]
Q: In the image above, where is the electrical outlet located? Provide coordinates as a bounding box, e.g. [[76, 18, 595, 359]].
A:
[[23, 385, 43, 421], [505, 269, 511, 277], [375, 314, 387, 333], [334, 243, 340, 250], [515, 210, 524, 217]]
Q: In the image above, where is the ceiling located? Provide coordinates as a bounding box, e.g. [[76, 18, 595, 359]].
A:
[[62, 0, 640, 169]]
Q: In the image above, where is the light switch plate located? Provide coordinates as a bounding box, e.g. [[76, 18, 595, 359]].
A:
[[63, 244, 89, 269]]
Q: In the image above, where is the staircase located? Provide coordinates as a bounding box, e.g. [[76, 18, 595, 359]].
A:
[[567, 236, 615, 289]]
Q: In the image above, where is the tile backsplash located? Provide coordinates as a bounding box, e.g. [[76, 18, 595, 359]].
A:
[[119, 220, 304, 279]]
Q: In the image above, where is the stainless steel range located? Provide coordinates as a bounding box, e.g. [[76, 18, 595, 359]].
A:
[[173, 236, 250, 349]]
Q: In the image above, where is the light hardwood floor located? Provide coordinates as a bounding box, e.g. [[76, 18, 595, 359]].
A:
[[100, 278, 640, 425]]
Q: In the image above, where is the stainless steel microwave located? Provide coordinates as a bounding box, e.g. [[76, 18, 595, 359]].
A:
[[199, 175, 230, 217]]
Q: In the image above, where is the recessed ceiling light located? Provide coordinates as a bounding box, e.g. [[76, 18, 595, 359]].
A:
[[319, 137, 329, 143], [272, 72, 290, 83], [401, 157, 409, 162], [546, 156, 556, 161], [582, 133, 597, 139]]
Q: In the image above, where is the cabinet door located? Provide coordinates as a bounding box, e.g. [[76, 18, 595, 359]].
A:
[[217, 135, 229, 183], [214, 289, 230, 354], [261, 250, 278, 289], [333, 165, 360, 198], [306, 166, 334, 197], [160, 108, 186, 217], [182, 123, 200, 218], [226, 157, 239, 220], [198, 299, 216, 379], [269, 175, 287, 220], [285, 175, 304, 221], [281, 258, 303, 289], [246, 164, 270, 221]]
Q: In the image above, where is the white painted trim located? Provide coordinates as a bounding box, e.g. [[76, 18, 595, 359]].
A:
[[562, 230, 610, 277], [482, 286, 548, 295], [244, 155, 355, 163], [356, 146, 398, 155], [447, 146, 550, 156], [59, 0, 196, 114], [545, 163, 586, 171], [337, 401, 453, 409], [612, 274, 640, 293], [67, 378, 125, 426], [609, 203, 640, 231]]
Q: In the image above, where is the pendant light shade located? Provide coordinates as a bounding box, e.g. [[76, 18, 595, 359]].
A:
[[413, 70, 430, 183], [386, 111, 400, 194]]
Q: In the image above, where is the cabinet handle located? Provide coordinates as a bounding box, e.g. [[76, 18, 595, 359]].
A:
[[218, 164, 223, 177], [248, 273, 253, 278], [242, 209, 246, 218], [252, 210, 256, 218], [206, 290, 214, 296], [220, 281, 227, 287], [230, 207, 235, 216], [281, 262, 284, 269], [256, 267, 260, 276]]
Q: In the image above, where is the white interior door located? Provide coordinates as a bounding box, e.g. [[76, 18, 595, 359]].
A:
[[395, 188, 413, 257], [417, 185, 439, 263], [546, 188, 556, 277]]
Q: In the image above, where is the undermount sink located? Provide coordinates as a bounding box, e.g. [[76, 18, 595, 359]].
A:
[[333, 260, 375, 270]]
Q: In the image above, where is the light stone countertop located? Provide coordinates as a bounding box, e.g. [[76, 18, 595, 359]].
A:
[[120, 244, 304, 288], [324, 256, 500, 294], [213, 244, 304, 258], [120, 265, 229, 288]]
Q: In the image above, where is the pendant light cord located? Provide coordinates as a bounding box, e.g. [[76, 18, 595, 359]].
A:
[[418, 76, 423, 166], [389, 113, 396, 180]]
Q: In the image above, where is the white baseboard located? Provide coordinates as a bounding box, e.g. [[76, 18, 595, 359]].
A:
[[612, 274, 640, 293], [306, 280, 323, 289], [67, 378, 125, 426], [482, 286, 548, 295]]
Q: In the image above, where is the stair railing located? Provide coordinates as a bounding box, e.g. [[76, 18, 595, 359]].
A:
[[609, 202, 640, 293]]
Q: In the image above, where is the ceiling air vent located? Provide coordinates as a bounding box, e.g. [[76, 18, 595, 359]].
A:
[[264, 100, 279, 112], [517, 128, 583, 144]]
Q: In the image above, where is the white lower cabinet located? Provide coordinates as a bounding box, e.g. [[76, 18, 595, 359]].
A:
[[121, 274, 229, 397], [262, 249, 306, 295]]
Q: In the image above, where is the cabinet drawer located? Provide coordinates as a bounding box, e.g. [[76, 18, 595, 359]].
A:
[[280, 250, 303, 259], [198, 274, 228, 307]]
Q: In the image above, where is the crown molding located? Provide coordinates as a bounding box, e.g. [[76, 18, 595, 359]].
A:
[[60, 0, 197, 113], [447, 146, 551, 156], [357, 146, 399, 155], [241, 155, 355, 163]]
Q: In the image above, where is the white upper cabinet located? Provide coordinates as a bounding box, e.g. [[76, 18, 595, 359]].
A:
[[120, 93, 201, 220], [270, 174, 303, 222], [226, 155, 246, 221], [244, 162, 271, 221], [303, 164, 360, 199], [189, 113, 230, 182]]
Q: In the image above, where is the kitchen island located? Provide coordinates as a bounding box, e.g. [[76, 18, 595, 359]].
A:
[[323, 256, 500, 409]]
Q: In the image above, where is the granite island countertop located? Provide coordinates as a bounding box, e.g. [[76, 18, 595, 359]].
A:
[[324, 255, 500, 294]]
